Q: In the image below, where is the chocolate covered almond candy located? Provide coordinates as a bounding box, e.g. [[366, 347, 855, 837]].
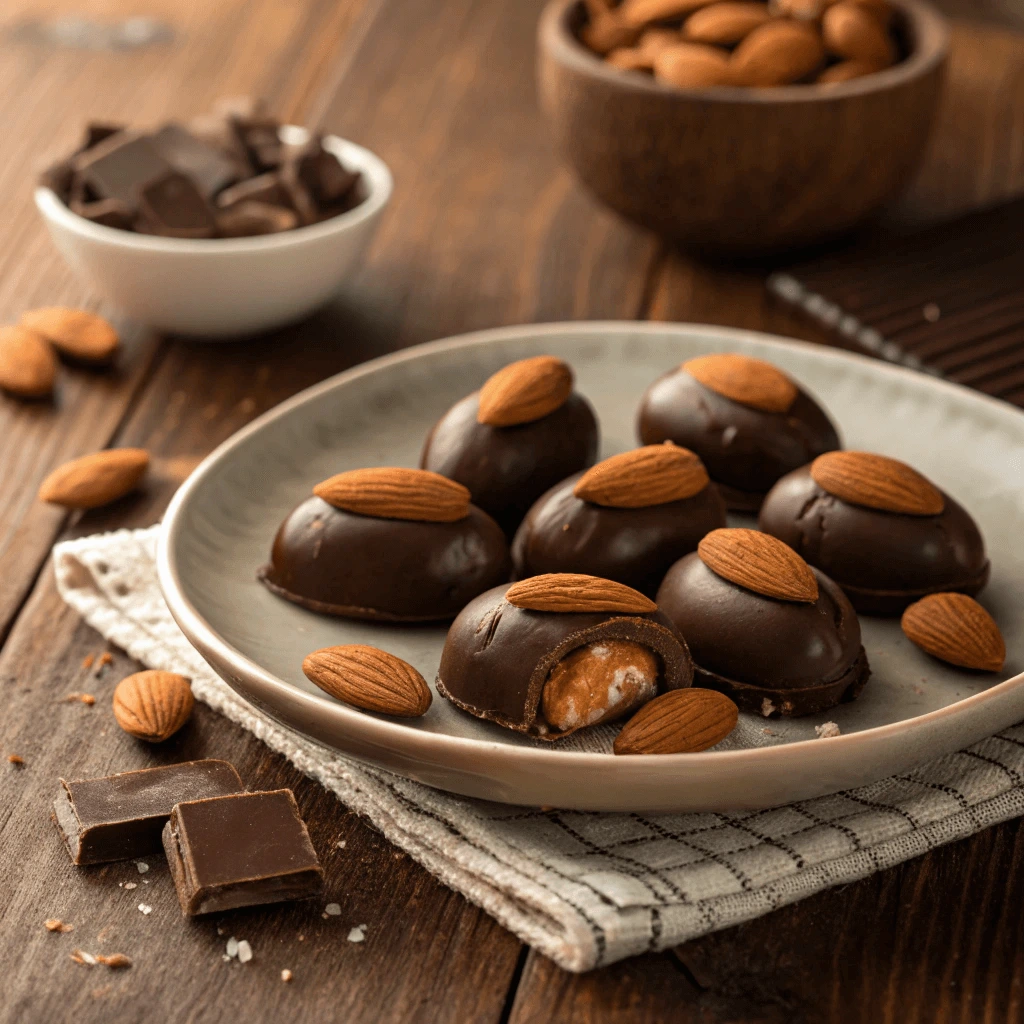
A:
[[637, 353, 840, 512], [758, 452, 989, 615], [437, 574, 693, 739], [420, 356, 599, 536], [259, 467, 510, 622], [656, 529, 869, 717], [512, 444, 726, 596]]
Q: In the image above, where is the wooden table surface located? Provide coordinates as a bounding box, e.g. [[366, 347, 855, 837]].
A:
[[0, 1, 1022, 1021]]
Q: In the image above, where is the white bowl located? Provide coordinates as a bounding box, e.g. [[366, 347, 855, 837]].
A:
[[34, 129, 392, 338]]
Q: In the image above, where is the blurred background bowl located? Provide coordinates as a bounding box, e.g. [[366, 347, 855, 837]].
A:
[[35, 130, 392, 338], [537, 0, 949, 257]]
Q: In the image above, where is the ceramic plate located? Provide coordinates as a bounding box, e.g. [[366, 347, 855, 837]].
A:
[[158, 323, 1024, 811]]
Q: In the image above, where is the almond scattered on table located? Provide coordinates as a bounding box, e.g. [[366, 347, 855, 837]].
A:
[[112, 670, 194, 742], [0, 324, 57, 398], [19, 308, 119, 364], [38, 448, 150, 510]]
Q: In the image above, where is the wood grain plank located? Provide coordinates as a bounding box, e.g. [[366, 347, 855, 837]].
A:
[[0, 0, 370, 640]]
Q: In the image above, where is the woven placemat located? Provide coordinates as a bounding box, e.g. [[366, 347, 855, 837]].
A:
[[768, 199, 1024, 407]]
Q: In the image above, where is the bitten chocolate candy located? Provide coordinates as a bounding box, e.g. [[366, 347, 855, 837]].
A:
[[420, 357, 599, 536], [53, 760, 244, 866], [637, 354, 840, 512], [511, 446, 727, 597], [259, 495, 510, 622], [437, 580, 693, 739], [758, 460, 990, 616], [656, 550, 869, 717]]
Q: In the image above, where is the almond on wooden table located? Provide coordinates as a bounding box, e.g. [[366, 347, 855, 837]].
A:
[[313, 467, 470, 522], [698, 528, 819, 603], [682, 353, 798, 413], [476, 355, 574, 427], [0, 324, 57, 398], [901, 594, 1005, 672], [20, 307, 120, 364], [574, 443, 709, 507], [303, 645, 432, 717], [113, 671, 194, 742], [614, 688, 739, 754], [505, 574, 657, 614], [809, 451, 944, 516], [38, 449, 149, 509]]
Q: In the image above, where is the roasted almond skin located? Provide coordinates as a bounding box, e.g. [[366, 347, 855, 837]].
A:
[[38, 448, 150, 509], [684, 2, 770, 45], [698, 527, 819, 603], [477, 356, 574, 427], [901, 593, 1005, 672], [730, 20, 826, 86], [112, 671, 194, 743], [614, 688, 738, 754], [303, 645, 432, 717], [682, 353, 798, 413], [20, 307, 119, 364], [0, 325, 57, 398], [654, 43, 735, 87], [619, 0, 717, 28], [313, 467, 471, 522], [810, 451, 944, 516], [822, 1, 895, 64], [574, 444, 709, 508], [506, 573, 657, 614]]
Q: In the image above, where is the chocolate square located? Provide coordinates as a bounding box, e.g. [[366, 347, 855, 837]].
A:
[[74, 132, 171, 209], [150, 123, 243, 199], [53, 760, 244, 865], [162, 790, 323, 915], [137, 172, 216, 238]]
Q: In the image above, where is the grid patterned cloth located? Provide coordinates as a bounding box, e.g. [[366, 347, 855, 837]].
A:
[[53, 526, 1024, 972]]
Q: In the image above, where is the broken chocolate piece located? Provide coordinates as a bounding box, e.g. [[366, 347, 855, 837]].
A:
[[53, 760, 244, 865], [83, 123, 126, 150], [163, 789, 323, 915], [74, 132, 171, 209], [215, 172, 292, 210], [137, 172, 216, 238], [295, 139, 359, 205], [150, 124, 242, 199], [216, 200, 298, 236]]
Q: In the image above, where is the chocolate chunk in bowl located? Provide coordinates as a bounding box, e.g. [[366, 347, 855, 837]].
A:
[[437, 574, 693, 739]]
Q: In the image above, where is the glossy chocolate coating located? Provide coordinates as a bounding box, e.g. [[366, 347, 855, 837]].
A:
[[259, 495, 510, 622], [758, 465, 990, 615], [656, 554, 869, 717], [437, 583, 693, 738], [420, 391, 599, 536], [637, 368, 840, 511], [511, 471, 727, 597], [53, 760, 244, 866]]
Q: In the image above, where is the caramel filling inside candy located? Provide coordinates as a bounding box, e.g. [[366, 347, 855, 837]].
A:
[[541, 640, 658, 732]]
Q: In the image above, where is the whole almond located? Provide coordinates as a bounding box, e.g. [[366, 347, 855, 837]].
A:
[[619, 0, 717, 28], [0, 325, 57, 398], [821, 1, 895, 64], [684, 3, 770, 45], [614, 688, 739, 754], [303, 645, 432, 717], [698, 528, 819, 603], [112, 671, 194, 742], [810, 451, 944, 516], [574, 444, 710, 507], [816, 58, 884, 83], [20, 308, 119, 364], [477, 356, 574, 427], [581, 0, 641, 53], [38, 448, 150, 509], [901, 594, 1005, 672], [654, 43, 735, 87], [506, 574, 657, 614], [682, 353, 798, 412], [313, 467, 470, 522], [731, 21, 826, 86]]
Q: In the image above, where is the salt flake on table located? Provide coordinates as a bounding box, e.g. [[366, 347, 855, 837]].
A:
[[138, 903, 152, 915], [760, 698, 776, 717], [237, 940, 253, 963], [347, 925, 366, 943], [324, 903, 342, 916], [281, 969, 293, 982], [135, 861, 149, 874], [815, 722, 841, 738], [124, 882, 137, 890], [226, 937, 239, 958]]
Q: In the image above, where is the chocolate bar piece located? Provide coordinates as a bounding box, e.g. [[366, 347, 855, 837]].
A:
[[53, 760, 244, 865], [75, 132, 171, 209], [150, 124, 242, 199], [163, 790, 323, 915], [137, 172, 216, 238]]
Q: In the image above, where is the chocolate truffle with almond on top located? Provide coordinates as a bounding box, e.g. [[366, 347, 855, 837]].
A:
[[637, 353, 840, 512], [420, 355, 599, 536], [259, 467, 509, 622], [512, 443, 727, 596], [656, 528, 869, 717], [758, 451, 990, 616], [437, 573, 692, 740]]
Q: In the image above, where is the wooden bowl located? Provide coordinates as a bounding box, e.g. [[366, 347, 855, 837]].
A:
[[537, 0, 949, 256]]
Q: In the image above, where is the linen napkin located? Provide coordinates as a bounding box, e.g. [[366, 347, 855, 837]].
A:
[[54, 525, 1024, 973]]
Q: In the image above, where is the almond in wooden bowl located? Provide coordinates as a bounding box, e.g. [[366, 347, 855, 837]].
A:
[[537, 0, 948, 255]]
